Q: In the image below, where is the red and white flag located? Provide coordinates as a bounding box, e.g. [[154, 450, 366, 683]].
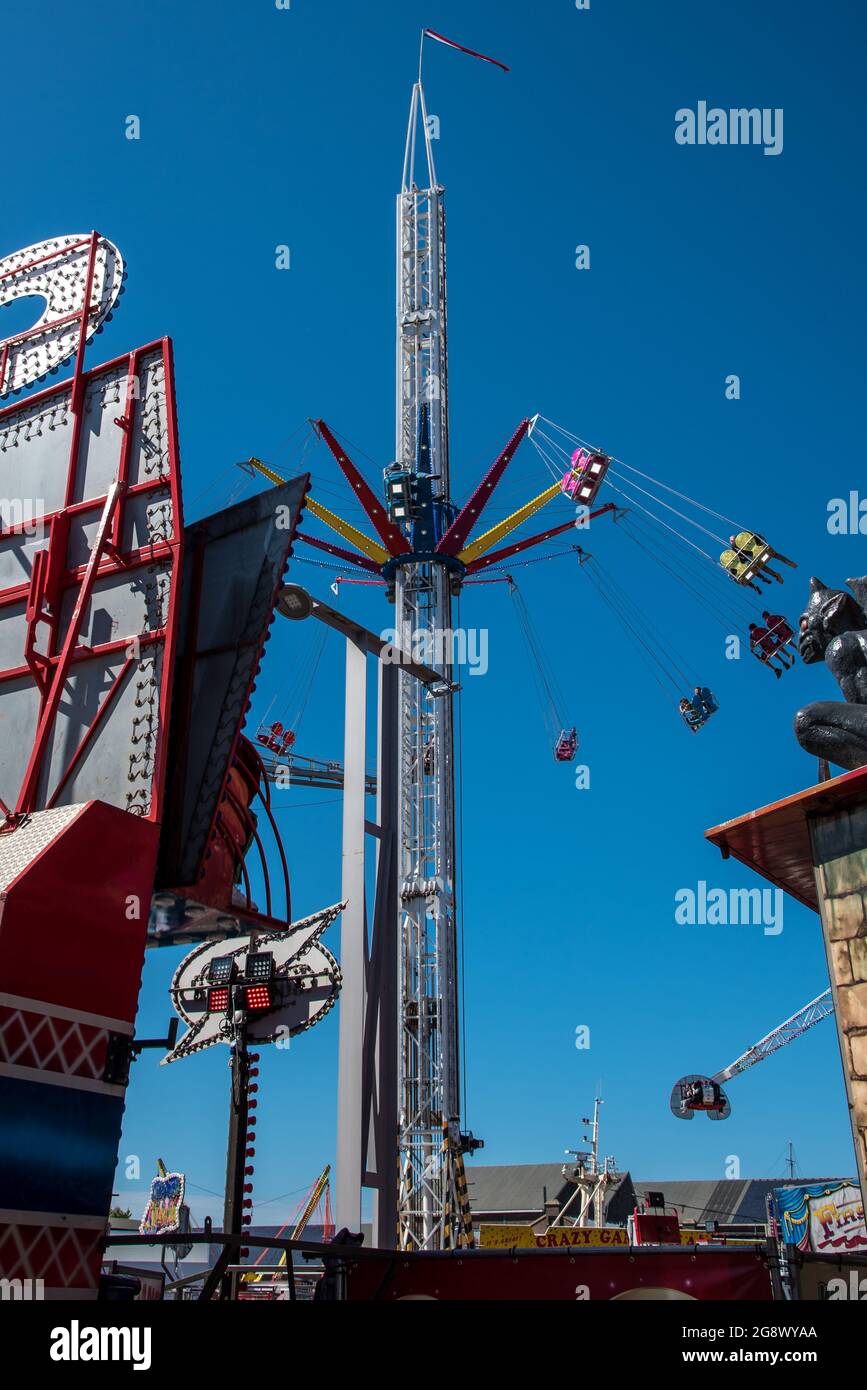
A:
[[423, 29, 510, 73]]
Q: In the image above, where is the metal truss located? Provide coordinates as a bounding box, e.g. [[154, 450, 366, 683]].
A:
[[394, 83, 461, 1250], [715, 990, 834, 1084]]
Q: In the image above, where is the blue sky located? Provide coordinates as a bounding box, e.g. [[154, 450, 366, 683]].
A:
[[4, 0, 867, 1224]]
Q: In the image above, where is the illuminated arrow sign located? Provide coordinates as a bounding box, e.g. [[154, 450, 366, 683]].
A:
[[163, 902, 343, 1063]]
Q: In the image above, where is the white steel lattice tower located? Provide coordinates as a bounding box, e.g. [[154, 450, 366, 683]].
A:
[[394, 83, 461, 1250]]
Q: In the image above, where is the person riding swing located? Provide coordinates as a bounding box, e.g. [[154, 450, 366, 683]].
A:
[[720, 532, 797, 591], [749, 622, 791, 677], [762, 610, 796, 662]]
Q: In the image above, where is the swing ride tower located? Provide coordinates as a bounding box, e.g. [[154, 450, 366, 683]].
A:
[[392, 82, 461, 1251], [245, 39, 795, 1250], [246, 63, 617, 1248]]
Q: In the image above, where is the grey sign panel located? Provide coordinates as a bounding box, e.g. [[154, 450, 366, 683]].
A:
[[158, 476, 309, 890], [0, 340, 183, 821]]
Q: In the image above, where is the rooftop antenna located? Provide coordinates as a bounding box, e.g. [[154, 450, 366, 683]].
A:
[[553, 1094, 617, 1229]]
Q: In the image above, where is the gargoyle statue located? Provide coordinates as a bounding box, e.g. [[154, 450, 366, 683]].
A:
[[794, 575, 867, 771]]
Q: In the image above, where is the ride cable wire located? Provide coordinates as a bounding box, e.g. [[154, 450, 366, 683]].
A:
[[601, 475, 724, 566], [530, 428, 721, 566], [532, 420, 791, 650], [522, 433, 717, 694], [477, 544, 585, 580], [534, 415, 744, 531], [530, 432, 733, 568], [594, 559, 696, 690], [622, 528, 746, 634], [277, 622, 330, 735], [530, 425, 750, 571], [619, 507, 751, 610], [606, 466, 728, 545], [527, 429, 772, 699], [583, 545, 699, 682], [618, 513, 758, 633], [616, 500, 772, 633], [580, 554, 698, 702], [580, 561, 681, 704], [510, 583, 572, 739]]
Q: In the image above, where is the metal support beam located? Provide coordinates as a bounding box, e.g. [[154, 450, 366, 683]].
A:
[[16, 479, 124, 814], [458, 477, 570, 565], [295, 531, 382, 574], [335, 636, 368, 1232], [280, 587, 428, 1244], [365, 660, 399, 1246], [258, 749, 377, 795], [713, 990, 834, 1084], [465, 503, 616, 574], [315, 420, 407, 556], [221, 1030, 250, 1300]]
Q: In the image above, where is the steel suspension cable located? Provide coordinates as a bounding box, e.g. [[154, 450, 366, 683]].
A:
[[280, 622, 330, 733], [528, 430, 573, 488], [620, 505, 767, 628], [531, 432, 730, 570], [516, 440, 703, 687], [535, 414, 744, 531], [510, 584, 570, 738], [618, 514, 756, 632], [579, 559, 682, 702], [606, 466, 728, 545], [587, 557, 696, 691], [602, 478, 722, 565]]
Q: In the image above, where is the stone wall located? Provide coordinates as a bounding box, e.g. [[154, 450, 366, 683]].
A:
[[810, 805, 867, 1208]]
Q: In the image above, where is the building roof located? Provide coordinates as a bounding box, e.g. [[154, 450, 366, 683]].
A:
[[465, 1164, 855, 1227], [465, 1163, 574, 1215], [465, 1163, 634, 1224], [705, 763, 867, 912], [632, 1178, 853, 1225]]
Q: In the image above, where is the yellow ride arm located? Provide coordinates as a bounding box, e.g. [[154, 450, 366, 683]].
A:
[[458, 479, 565, 565], [243, 458, 390, 565]]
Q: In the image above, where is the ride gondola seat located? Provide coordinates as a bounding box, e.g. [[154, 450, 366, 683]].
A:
[[257, 722, 295, 755], [561, 449, 611, 507], [719, 532, 773, 586], [554, 727, 578, 762]]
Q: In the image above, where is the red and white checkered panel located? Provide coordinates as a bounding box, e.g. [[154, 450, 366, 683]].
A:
[[0, 1000, 117, 1083], [0, 802, 162, 1296], [0, 1217, 103, 1295]]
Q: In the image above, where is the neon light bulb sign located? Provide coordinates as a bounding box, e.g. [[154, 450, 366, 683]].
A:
[[0, 233, 125, 396]]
